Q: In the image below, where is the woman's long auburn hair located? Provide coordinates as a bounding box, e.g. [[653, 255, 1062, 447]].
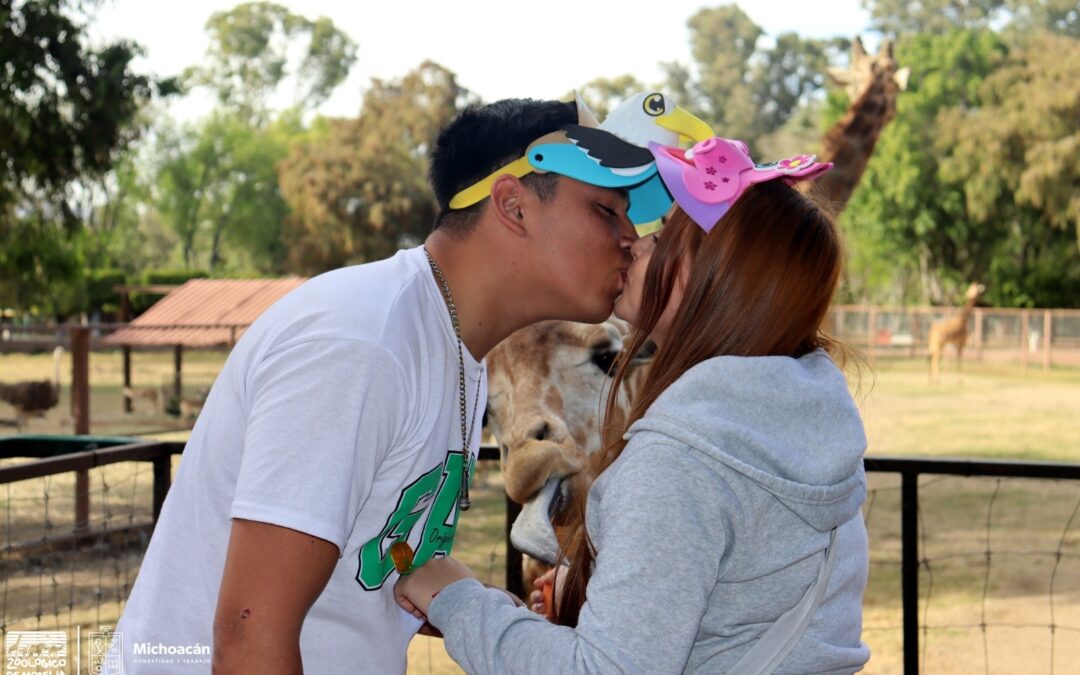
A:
[[553, 179, 847, 626]]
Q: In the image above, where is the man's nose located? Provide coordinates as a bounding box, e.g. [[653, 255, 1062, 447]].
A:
[[617, 217, 638, 249]]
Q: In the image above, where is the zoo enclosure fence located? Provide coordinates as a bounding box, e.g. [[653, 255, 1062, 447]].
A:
[[2, 304, 1079, 435], [2, 439, 1079, 674], [830, 304, 1080, 369]]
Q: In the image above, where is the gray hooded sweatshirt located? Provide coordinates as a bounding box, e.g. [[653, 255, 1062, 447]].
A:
[[428, 350, 870, 674]]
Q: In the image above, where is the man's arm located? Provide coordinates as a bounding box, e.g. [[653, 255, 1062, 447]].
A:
[[212, 518, 339, 674]]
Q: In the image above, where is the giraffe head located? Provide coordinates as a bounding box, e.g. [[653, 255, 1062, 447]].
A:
[[827, 37, 910, 123], [485, 317, 652, 561], [965, 282, 986, 301]]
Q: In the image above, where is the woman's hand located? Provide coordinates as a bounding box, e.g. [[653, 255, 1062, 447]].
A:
[[394, 556, 477, 617], [529, 566, 560, 621]]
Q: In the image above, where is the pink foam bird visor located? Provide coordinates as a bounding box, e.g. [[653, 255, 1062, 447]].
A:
[[648, 137, 832, 232]]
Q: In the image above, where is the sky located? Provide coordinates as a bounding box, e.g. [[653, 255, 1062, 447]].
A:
[[88, 0, 875, 121]]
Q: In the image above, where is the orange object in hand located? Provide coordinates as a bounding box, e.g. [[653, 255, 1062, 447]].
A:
[[542, 581, 555, 621], [390, 541, 414, 574]]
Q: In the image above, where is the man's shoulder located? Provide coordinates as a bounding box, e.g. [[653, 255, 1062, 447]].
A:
[[304, 247, 426, 310], [260, 248, 430, 341]]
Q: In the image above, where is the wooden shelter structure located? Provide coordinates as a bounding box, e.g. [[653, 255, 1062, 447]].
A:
[[105, 279, 306, 410]]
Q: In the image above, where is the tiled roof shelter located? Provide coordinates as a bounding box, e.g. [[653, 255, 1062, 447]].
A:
[[106, 278, 306, 348], [104, 278, 306, 411]]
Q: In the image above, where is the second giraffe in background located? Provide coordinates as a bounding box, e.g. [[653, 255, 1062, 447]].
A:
[[928, 282, 986, 382]]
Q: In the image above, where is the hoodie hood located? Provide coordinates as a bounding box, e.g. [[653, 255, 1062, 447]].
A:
[[625, 350, 866, 532]]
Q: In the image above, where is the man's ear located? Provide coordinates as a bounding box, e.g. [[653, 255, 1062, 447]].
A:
[[489, 175, 529, 237]]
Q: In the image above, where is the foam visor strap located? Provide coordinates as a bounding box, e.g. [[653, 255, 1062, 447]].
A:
[[448, 156, 535, 210]]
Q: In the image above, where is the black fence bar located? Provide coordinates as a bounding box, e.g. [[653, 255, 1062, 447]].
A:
[[864, 455, 1080, 480], [901, 469, 919, 675], [153, 454, 173, 523]]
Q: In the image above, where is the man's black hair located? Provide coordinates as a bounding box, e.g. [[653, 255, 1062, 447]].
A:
[[428, 98, 576, 233]]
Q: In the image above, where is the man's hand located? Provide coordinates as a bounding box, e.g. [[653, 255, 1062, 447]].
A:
[[212, 519, 339, 673]]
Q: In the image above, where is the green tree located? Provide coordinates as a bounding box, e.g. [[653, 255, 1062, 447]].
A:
[[864, 0, 1078, 37], [278, 62, 475, 273], [146, 2, 355, 274], [0, 0, 174, 315], [573, 75, 647, 119], [937, 31, 1080, 306], [665, 5, 843, 152], [864, 0, 1008, 35], [185, 1, 357, 125], [153, 112, 301, 272]]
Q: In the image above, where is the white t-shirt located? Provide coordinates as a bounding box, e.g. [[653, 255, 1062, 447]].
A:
[[114, 247, 487, 674]]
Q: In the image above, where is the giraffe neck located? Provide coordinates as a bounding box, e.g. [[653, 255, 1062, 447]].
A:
[[960, 296, 979, 319], [814, 79, 898, 211]]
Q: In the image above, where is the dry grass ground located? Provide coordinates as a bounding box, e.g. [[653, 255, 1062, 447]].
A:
[[2, 351, 1079, 673]]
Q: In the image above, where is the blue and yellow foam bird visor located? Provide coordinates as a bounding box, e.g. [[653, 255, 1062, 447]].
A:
[[448, 93, 713, 225]]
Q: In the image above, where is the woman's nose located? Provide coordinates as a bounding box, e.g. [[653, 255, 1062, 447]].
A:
[[630, 234, 653, 256]]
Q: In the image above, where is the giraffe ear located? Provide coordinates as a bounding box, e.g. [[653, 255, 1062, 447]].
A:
[[893, 67, 910, 91], [827, 66, 852, 86], [852, 36, 867, 60]]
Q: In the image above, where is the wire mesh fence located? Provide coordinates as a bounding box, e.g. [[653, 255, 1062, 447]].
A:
[[0, 443, 171, 673], [861, 471, 1080, 674]]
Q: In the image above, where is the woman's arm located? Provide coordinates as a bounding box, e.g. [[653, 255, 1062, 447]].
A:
[[411, 442, 736, 675]]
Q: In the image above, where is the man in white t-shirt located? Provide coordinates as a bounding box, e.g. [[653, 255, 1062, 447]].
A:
[[113, 98, 640, 673]]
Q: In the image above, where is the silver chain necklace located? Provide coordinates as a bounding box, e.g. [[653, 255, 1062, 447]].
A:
[[423, 247, 481, 511]]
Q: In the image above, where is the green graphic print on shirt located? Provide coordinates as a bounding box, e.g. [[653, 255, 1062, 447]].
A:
[[355, 450, 475, 590]]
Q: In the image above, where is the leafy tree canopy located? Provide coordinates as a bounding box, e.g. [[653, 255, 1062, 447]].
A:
[[0, 0, 176, 314], [184, 1, 357, 125], [278, 62, 476, 274]]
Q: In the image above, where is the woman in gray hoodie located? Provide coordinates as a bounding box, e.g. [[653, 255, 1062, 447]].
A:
[[396, 137, 870, 674]]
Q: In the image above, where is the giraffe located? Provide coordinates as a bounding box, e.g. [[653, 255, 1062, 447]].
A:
[[809, 37, 910, 212], [485, 318, 652, 579], [928, 282, 985, 382]]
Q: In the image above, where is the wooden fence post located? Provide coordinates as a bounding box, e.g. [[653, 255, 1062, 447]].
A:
[[867, 307, 878, 364], [910, 310, 919, 358], [1043, 310, 1052, 371], [121, 293, 132, 413], [974, 308, 984, 360], [153, 455, 172, 524], [1020, 309, 1030, 371], [71, 328, 90, 435], [173, 345, 183, 400], [70, 327, 90, 532]]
